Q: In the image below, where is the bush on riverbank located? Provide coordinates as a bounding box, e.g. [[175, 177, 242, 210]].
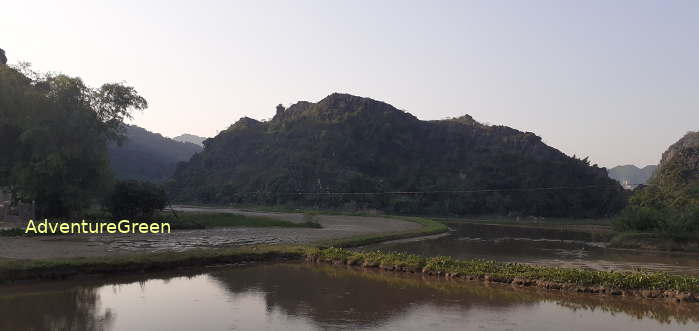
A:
[[317, 216, 447, 248], [609, 232, 699, 252], [307, 247, 699, 294], [612, 132, 699, 240], [613, 205, 699, 234], [108, 180, 168, 220]]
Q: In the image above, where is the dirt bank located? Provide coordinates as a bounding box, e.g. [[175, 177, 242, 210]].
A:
[[0, 206, 422, 260]]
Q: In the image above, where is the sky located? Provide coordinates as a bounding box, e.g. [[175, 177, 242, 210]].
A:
[[2, 0, 697, 168]]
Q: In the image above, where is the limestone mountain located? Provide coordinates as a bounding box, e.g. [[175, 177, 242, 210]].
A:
[[169, 93, 625, 217], [109, 125, 202, 182], [607, 165, 657, 187], [173, 133, 208, 147], [616, 131, 699, 233], [648, 131, 699, 207]]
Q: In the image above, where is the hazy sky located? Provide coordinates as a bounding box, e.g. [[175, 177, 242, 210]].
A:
[[3, 1, 697, 167]]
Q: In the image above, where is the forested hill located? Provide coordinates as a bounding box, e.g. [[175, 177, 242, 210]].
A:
[[650, 131, 699, 198], [169, 93, 625, 217], [109, 125, 202, 182]]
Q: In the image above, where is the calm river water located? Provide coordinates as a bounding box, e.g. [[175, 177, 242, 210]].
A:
[[1, 263, 698, 331], [364, 222, 699, 276]]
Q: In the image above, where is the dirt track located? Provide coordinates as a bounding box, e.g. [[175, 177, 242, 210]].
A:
[[0, 206, 421, 260]]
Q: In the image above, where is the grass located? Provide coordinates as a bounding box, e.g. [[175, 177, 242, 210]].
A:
[[0, 214, 445, 283], [0, 228, 28, 237], [609, 232, 699, 252], [237, 205, 387, 217], [436, 215, 614, 226], [2, 206, 695, 298], [315, 216, 448, 248], [163, 211, 322, 229], [0, 211, 322, 236], [0, 245, 308, 283], [4, 244, 698, 296], [308, 247, 699, 294]]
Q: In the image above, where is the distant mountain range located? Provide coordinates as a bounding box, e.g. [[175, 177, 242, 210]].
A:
[[169, 93, 625, 217], [607, 165, 657, 187], [173, 133, 207, 147], [108, 125, 203, 182]]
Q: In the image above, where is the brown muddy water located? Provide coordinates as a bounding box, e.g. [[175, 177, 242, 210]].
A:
[[1, 263, 698, 331], [364, 223, 699, 276]]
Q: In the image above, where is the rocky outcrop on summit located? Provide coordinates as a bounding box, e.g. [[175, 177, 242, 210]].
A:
[[651, 131, 699, 190], [170, 93, 625, 217], [173, 133, 208, 147]]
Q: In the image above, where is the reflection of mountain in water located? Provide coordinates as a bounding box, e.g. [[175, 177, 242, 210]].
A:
[[1, 264, 698, 329], [207, 263, 536, 329], [208, 264, 699, 327], [0, 287, 114, 331]]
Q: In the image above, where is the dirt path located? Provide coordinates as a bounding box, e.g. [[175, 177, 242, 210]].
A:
[[0, 206, 421, 260]]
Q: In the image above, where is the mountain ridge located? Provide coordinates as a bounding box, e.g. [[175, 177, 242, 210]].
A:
[[169, 93, 625, 217], [109, 125, 202, 182]]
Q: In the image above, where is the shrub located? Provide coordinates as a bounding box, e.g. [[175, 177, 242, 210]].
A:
[[613, 205, 699, 233], [108, 180, 168, 220]]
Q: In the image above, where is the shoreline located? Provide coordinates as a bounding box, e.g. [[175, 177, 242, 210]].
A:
[[0, 216, 447, 282], [2, 245, 698, 305], [2, 211, 697, 305], [308, 248, 699, 303]]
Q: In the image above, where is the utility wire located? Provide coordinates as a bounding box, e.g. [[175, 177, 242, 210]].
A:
[[232, 183, 644, 196]]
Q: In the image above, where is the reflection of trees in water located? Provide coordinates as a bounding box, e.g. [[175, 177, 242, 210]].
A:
[[372, 223, 699, 275], [209, 263, 699, 327], [0, 287, 114, 331], [1, 263, 696, 329], [208, 263, 535, 328]]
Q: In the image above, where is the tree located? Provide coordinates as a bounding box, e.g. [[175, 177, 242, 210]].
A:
[[0, 64, 147, 217], [107, 180, 168, 220]]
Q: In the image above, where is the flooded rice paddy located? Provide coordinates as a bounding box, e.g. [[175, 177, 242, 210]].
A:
[[1, 263, 698, 331], [364, 222, 699, 276]]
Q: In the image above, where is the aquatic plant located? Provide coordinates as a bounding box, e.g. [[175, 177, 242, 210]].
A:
[[310, 248, 699, 294]]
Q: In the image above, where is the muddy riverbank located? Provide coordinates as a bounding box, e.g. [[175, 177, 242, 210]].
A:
[[0, 207, 423, 260]]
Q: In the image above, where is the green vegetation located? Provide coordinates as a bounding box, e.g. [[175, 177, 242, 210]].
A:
[[308, 248, 699, 294], [108, 180, 168, 219], [0, 228, 28, 237], [0, 245, 307, 283], [0, 63, 146, 217], [2, 245, 698, 299], [609, 232, 699, 252], [611, 132, 699, 249], [108, 124, 202, 182], [437, 215, 614, 226], [0, 211, 321, 235], [163, 211, 322, 229], [317, 216, 447, 248], [169, 93, 625, 218]]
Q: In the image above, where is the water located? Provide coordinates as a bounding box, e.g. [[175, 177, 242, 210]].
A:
[[1, 263, 698, 331], [364, 222, 699, 275]]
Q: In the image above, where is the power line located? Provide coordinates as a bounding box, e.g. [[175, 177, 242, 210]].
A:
[[231, 183, 633, 197]]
